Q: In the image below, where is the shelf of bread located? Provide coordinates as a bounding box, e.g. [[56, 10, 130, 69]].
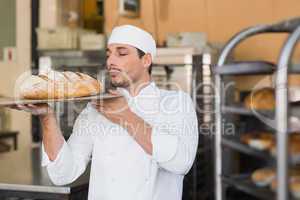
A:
[[222, 136, 273, 160], [223, 172, 300, 199], [222, 105, 274, 117], [222, 87, 300, 120], [222, 174, 275, 200], [214, 61, 275, 76], [223, 168, 300, 200], [224, 166, 300, 199], [222, 87, 275, 117], [223, 166, 300, 200], [223, 132, 300, 165]]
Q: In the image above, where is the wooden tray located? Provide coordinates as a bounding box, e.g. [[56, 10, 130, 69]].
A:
[[0, 93, 121, 106]]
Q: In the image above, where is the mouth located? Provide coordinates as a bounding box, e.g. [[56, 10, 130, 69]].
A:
[[108, 68, 122, 77]]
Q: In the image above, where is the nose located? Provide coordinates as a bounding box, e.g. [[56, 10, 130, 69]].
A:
[[106, 54, 116, 70]]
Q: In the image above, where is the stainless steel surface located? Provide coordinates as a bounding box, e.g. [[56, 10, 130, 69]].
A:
[[0, 147, 89, 194], [276, 26, 300, 200], [152, 47, 196, 94]]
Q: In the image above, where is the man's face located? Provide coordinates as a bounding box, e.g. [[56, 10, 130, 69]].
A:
[[106, 44, 147, 88]]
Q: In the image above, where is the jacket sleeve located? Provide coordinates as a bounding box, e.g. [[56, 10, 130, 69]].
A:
[[151, 91, 199, 175], [41, 104, 95, 185]]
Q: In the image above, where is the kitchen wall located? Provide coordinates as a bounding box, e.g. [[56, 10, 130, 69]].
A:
[[104, 0, 300, 62], [0, 0, 16, 59], [0, 0, 32, 182]]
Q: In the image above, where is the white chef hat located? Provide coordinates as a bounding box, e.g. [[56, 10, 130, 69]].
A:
[[108, 25, 156, 60]]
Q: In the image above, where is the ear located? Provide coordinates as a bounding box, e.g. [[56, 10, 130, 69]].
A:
[[141, 53, 152, 70]]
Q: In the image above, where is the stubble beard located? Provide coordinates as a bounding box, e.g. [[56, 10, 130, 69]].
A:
[[111, 79, 130, 88], [110, 73, 131, 88]]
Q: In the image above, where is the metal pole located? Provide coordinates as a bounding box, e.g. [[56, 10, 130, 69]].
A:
[[214, 73, 222, 200], [215, 25, 269, 200], [276, 26, 300, 200]]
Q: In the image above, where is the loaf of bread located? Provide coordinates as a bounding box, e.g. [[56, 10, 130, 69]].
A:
[[290, 176, 300, 199], [240, 132, 274, 151], [270, 171, 300, 194], [251, 167, 276, 187], [244, 88, 275, 110], [270, 133, 300, 163], [18, 71, 102, 99]]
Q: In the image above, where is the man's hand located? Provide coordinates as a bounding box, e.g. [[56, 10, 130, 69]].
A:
[[91, 90, 130, 125], [8, 103, 54, 117], [91, 90, 153, 154]]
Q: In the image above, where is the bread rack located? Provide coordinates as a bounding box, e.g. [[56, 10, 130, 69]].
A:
[[214, 17, 300, 200]]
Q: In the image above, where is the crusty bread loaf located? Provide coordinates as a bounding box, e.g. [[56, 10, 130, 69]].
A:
[[290, 177, 300, 198], [270, 172, 300, 192], [244, 88, 275, 110], [251, 167, 275, 187], [240, 132, 274, 151], [269, 133, 300, 163], [19, 71, 102, 99]]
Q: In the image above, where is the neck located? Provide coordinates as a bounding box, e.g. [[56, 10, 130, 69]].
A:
[[125, 76, 151, 97]]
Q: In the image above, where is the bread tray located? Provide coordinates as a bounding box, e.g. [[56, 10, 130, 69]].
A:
[[0, 93, 121, 106]]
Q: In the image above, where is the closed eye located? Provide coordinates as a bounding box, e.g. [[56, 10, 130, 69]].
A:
[[119, 53, 128, 56]]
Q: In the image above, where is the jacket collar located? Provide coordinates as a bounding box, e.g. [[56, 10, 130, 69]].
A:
[[117, 81, 158, 100]]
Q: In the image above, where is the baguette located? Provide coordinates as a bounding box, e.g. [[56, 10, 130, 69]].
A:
[[19, 71, 102, 99]]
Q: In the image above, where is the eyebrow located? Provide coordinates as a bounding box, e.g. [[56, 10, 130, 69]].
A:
[[106, 46, 130, 52], [116, 47, 129, 51]]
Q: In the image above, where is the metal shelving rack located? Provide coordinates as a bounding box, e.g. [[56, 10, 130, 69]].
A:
[[214, 17, 300, 200]]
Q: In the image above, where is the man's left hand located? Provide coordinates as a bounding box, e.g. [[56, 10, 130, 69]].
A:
[[91, 90, 131, 125]]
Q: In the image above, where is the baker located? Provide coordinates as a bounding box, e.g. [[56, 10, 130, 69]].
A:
[[12, 25, 199, 200]]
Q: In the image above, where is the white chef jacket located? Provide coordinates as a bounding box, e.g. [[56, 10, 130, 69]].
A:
[[42, 82, 198, 200]]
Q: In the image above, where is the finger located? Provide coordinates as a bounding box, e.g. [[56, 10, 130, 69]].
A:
[[108, 89, 121, 96], [16, 104, 32, 112], [16, 104, 27, 109], [7, 104, 21, 110], [26, 104, 38, 108]]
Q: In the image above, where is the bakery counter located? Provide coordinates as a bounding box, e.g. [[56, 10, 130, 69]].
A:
[[0, 146, 90, 200]]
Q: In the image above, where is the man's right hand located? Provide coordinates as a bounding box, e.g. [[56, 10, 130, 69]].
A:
[[8, 103, 54, 116]]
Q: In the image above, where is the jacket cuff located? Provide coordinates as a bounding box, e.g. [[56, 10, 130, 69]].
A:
[[41, 141, 66, 167]]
